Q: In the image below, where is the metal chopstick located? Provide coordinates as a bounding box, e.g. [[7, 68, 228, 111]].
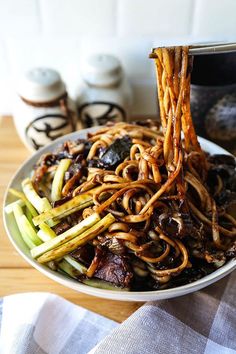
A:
[[189, 43, 236, 55], [150, 43, 236, 57]]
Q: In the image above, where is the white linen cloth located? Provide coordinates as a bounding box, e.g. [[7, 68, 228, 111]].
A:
[[0, 271, 236, 354]]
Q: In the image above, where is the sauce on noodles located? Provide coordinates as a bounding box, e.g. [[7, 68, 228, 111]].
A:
[[18, 47, 236, 290]]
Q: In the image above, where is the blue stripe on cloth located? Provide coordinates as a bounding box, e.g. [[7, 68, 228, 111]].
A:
[[92, 304, 208, 354], [4, 324, 46, 354], [60, 311, 117, 354]]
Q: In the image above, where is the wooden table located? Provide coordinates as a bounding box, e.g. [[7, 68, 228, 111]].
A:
[[0, 116, 143, 322]]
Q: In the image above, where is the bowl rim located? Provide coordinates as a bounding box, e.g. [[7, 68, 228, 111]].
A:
[[3, 128, 236, 301]]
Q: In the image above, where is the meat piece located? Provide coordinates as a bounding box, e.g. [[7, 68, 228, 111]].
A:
[[33, 153, 57, 190], [59, 139, 91, 158], [70, 244, 95, 266], [94, 251, 133, 288], [225, 242, 236, 258], [35, 153, 57, 167], [32, 164, 48, 191], [53, 221, 71, 235], [75, 140, 93, 158], [56, 150, 73, 160], [65, 159, 86, 182], [53, 195, 72, 207], [102, 238, 126, 256], [204, 251, 226, 268], [55, 141, 78, 160], [157, 211, 195, 239]]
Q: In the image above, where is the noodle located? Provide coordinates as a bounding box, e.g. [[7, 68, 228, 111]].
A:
[[25, 46, 236, 291]]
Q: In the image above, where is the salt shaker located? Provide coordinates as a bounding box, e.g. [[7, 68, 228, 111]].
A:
[[77, 54, 132, 127], [13, 68, 78, 151]]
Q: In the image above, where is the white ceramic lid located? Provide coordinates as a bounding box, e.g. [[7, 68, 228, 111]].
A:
[[83, 54, 122, 87], [17, 68, 66, 102]]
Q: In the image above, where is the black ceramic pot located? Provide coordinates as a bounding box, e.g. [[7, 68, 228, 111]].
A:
[[190, 52, 236, 154]]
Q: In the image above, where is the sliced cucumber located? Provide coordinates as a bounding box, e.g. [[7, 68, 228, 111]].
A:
[[31, 212, 101, 259], [36, 213, 115, 263], [33, 193, 93, 226], [51, 159, 71, 202]]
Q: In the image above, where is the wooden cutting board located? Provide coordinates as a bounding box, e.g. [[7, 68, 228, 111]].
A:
[[0, 116, 143, 322]]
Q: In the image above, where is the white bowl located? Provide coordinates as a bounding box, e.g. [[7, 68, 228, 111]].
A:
[[3, 128, 236, 302]]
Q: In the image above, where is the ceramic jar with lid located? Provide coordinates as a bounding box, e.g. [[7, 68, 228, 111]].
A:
[[13, 68, 78, 151], [77, 54, 132, 127], [190, 53, 236, 154]]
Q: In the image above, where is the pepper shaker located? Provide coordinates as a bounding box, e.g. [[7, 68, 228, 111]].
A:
[[13, 68, 78, 151], [77, 54, 132, 127]]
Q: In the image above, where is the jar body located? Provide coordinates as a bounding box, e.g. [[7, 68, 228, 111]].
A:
[[13, 96, 77, 151], [77, 78, 132, 128], [190, 52, 236, 154]]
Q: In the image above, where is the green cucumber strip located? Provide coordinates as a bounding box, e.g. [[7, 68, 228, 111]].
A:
[[37, 229, 52, 242], [25, 207, 37, 231], [20, 215, 42, 246], [31, 212, 101, 259], [37, 213, 115, 263], [21, 178, 51, 214], [39, 222, 57, 239], [9, 188, 38, 217], [5, 199, 25, 214], [32, 194, 93, 226], [58, 259, 83, 279], [12, 204, 36, 250], [51, 159, 71, 202], [64, 255, 87, 274], [37, 222, 57, 242], [82, 278, 129, 291], [40, 197, 52, 212]]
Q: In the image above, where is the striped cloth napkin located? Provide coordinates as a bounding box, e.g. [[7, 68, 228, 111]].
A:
[[0, 271, 236, 354]]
